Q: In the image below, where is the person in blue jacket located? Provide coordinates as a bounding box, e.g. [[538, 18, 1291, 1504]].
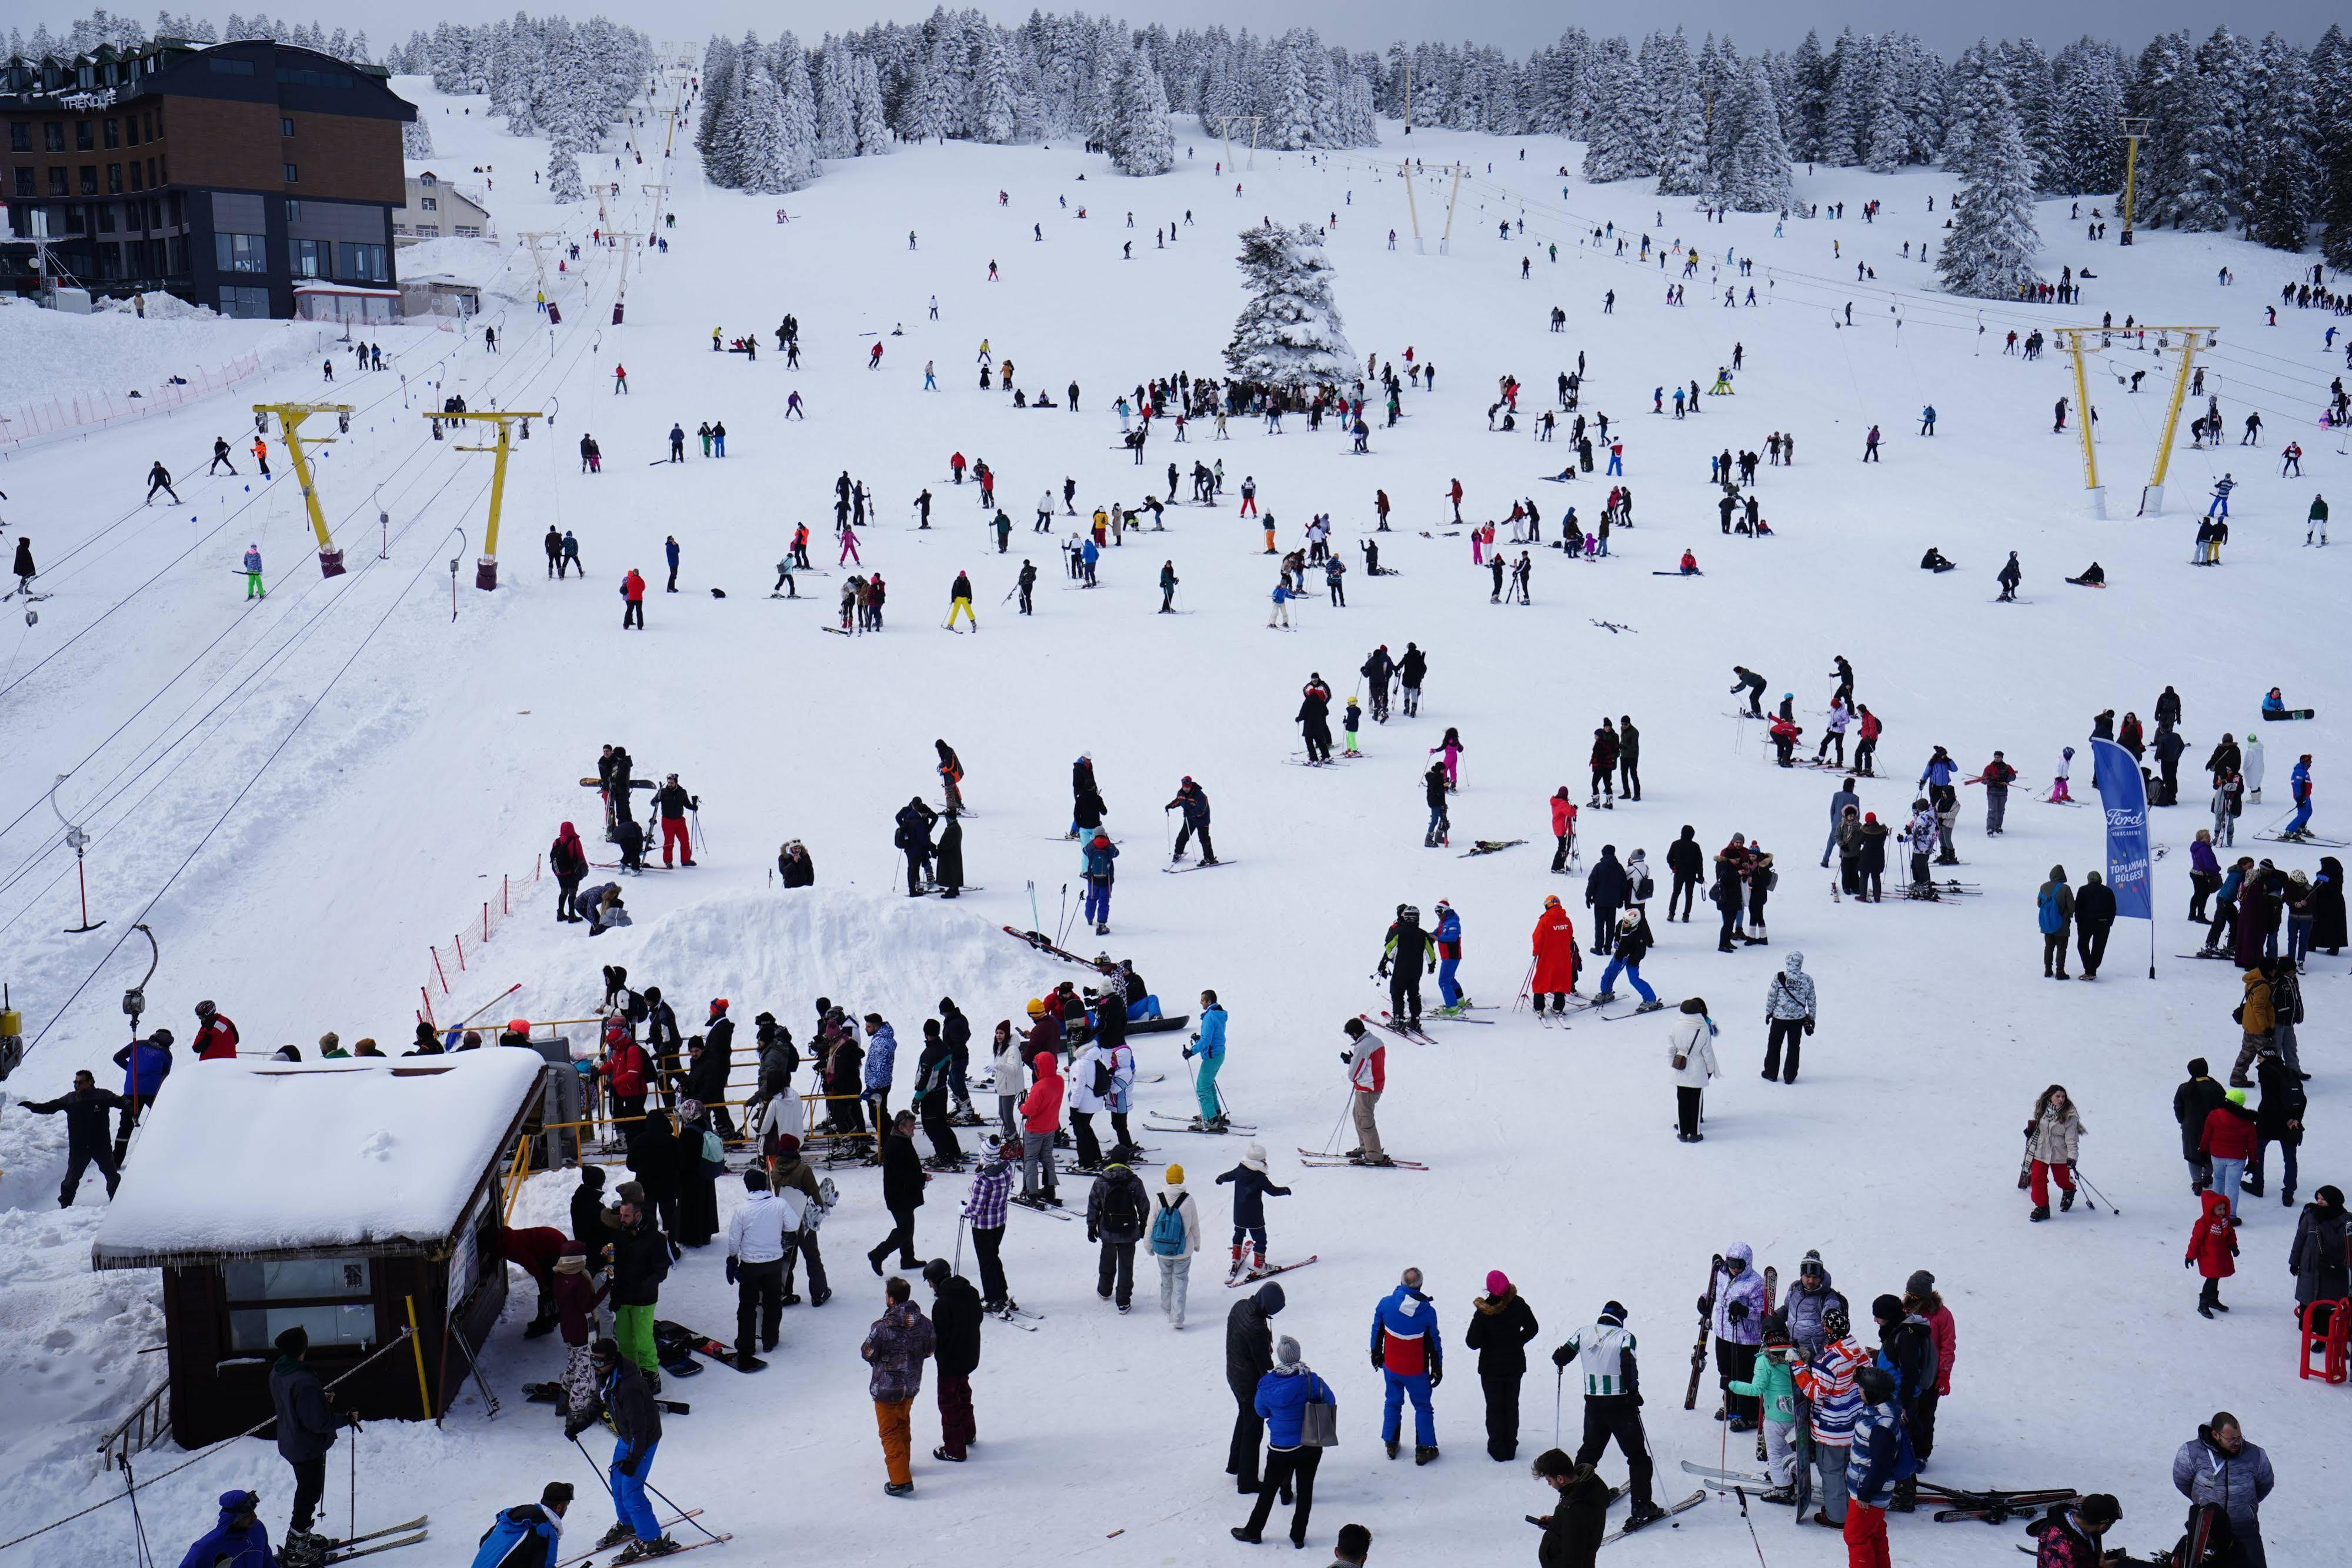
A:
[[1232, 1336, 1336, 1548], [1370, 1267, 1443, 1464], [1183, 992, 1228, 1131], [178, 1490, 276, 1568], [1432, 901, 1467, 1010], [471, 1483, 573, 1567], [2284, 755, 2315, 840], [1844, 1365, 1919, 1564], [110, 1026, 174, 1162]]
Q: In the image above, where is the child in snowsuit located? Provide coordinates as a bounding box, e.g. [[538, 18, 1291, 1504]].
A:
[[2185, 1189, 2237, 1318], [1728, 1316, 1800, 1494], [1215, 1143, 1293, 1282]]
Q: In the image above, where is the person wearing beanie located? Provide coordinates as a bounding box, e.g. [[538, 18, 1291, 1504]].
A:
[[268, 1325, 341, 1551], [180, 1490, 275, 1568], [1216, 1144, 1295, 1283], [1667, 999, 1719, 1143], [469, 1483, 575, 1567], [770, 1135, 832, 1308], [1464, 1271, 1540, 1462], [1370, 1267, 1443, 1465], [1232, 1336, 1337, 1548], [1087, 1157, 1152, 1311], [1226, 1281, 1288, 1494], [2026, 1492, 2121, 1567], [1529, 1448, 1613, 1568], [1547, 1302, 1667, 1530], [1726, 1315, 1800, 1499], [962, 1139, 1019, 1312], [1900, 1272, 1956, 1465], [2198, 1086, 2258, 1218], [552, 1249, 609, 1415], [1790, 1304, 1869, 1527], [1705, 1246, 1767, 1430], [1148, 1165, 1203, 1329], [923, 1257, 982, 1462], [564, 1340, 673, 1554], [1846, 1363, 1919, 1566], [725, 1167, 789, 1370], [1870, 1293, 1934, 1510], [2173, 1059, 2229, 1195]]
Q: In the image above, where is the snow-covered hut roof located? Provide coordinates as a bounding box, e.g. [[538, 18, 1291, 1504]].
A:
[[91, 1052, 543, 1269]]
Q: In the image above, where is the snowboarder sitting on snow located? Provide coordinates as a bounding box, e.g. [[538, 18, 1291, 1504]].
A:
[[1919, 548, 1955, 573], [1677, 550, 1700, 574], [2065, 562, 2106, 587]]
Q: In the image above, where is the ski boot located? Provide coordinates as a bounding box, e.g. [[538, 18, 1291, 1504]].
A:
[[1245, 1252, 1269, 1280], [593, 1523, 638, 1552], [1622, 1500, 1669, 1532], [1592, 992, 1617, 1005], [2029, 1205, 2051, 1222], [1384, 1439, 1400, 1460], [1414, 1445, 1440, 1466], [1632, 997, 1665, 1014], [280, 1532, 329, 1568], [1227, 1246, 1248, 1284], [2060, 1187, 2076, 1212], [618, 1536, 682, 1560], [1206, 1115, 1230, 1134]]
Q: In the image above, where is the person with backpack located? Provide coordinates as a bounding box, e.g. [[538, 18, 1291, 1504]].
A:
[[1088, 1159, 1150, 1312], [1231, 1335, 1338, 1549], [2037, 866, 2075, 978], [469, 1484, 572, 1568], [1464, 1271, 1540, 1462], [1846, 1365, 1919, 1565], [1080, 828, 1120, 935], [1068, 1034, 1112, 1172], [1183, 990, 1230, 1132], [1148, 1165, 1203, 1327], [1215, 1143, 1293, 1283]]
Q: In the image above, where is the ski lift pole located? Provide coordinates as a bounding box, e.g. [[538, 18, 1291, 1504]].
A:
[[48, 775, 104, 933]]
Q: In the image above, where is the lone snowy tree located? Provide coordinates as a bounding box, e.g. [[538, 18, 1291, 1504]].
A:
[[1937, 83, 2041, 301], [547, 143, 585, 203], [1225, 222, 1353, 386], [1106, 45, 1173, 176]]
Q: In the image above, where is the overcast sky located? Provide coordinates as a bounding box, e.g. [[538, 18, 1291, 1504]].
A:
[[119, 0, 2352, 55]]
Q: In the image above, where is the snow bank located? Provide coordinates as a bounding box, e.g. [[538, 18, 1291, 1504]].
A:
[[92, 1053, 543, 1266]]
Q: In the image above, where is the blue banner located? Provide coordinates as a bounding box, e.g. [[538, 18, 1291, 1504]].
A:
[[2089, 737, 2153, 920]]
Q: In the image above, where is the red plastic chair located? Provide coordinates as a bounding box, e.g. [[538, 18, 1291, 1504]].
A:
[[2299, 1299, 2348, 1383]]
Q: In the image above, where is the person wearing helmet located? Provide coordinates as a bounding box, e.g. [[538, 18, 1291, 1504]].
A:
[[1431, 901, 1468, 1012], [1846, 1362, 1919, 1564], [1529, 896, 1580, 1020], [194, 999, 241, 1061], [1378, 907, 1436, 1026], [1791, 1304, 1869, 1527], [1547, 1302, 1668, 1529]]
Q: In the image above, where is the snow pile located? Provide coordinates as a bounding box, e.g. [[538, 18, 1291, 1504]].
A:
[[92, 292, 220, 322], [0, 296, 289, 412], [94, 1053, 543, 1265]]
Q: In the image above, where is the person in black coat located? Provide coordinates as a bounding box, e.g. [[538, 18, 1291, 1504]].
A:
[[570, 1165, 612, 1280], [1665, 826, 1703, 922], [2247, 1052, 2306, 1204], [2154, 725, 2188, 806], [626, 1113, 682, 1239], [1297, 686, 1334, 763], [672, 1102, 719, 1247], [938, 997, 975, 1122], [690, 1001, 736, 1137], [895, 798, 938, 894], [2173, 1059, 2229, 1193], [269, 1325, 343, 1546], [18, 1070, 126, 1206], [2311, 856, 2347, 953], [925, 1258, 984, 1462], [778, 839, 816, 886], [2073, 870, 2117, 979], [869, 1111, 926, 1272], [1465, 1273, 1541, 1461], [935, 810, 965, 898], [1070, 756, 1106, 838], [1584, 847, 1628, 953], [1226, 1282, 1287, 1493], [1532, 1449, 1613, 1568]]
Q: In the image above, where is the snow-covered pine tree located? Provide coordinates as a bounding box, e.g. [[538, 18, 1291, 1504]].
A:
[[696, 34, 739, 159], [1106, 44, 1175, 175], [731, 59, 793, 194], [852, 55, 893, 155], [971, 26, 1018, 144], [1225, 222, 1353, 386], [1579, 39, 1649, 183], [1937, 81, 2040, 299], [816, 42, 858, 159], [2042, 39, 2126, 194], [2143, 26, 2253, 233], [1714, 56, 1793, 212], [2316, 24, 2352, 266], [403, 115, 435, 158], [547, 142, 585, 202], [2243, 33, 2315, 251], [1787, 31, 1829, 161], [1653, 68, 1709, 195], [1860, 36, 1911, 172], [772, 35, 822, 185]]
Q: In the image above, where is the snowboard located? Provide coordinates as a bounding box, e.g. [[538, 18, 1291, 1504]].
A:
[[1459, 839, 1527, 857], [2259, 708, 2315, 721], [653, 1320, 762, 1372]]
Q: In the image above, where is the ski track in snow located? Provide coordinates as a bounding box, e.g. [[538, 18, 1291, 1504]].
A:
[[0, 67, 2343, 1568]]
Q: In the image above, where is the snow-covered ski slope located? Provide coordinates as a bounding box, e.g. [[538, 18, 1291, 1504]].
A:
[[0, 68, 2344, 1567]]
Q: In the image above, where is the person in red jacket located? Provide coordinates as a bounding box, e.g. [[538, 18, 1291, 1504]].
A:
[[2198, 1089, 2258, 1219], [193, 1000, 240, 1061], [2184, 1189, 2237, 1317], [1549, 788, 1579, 872], [551, 820, 589, 923], [1854, 705, 1881, 778], [1529, 896, 1581, 1019], [621, 569, 647, 630], [1903, 1270, 1956, 1462], [1019, 1046, 1064, 1205], [599, 1022, 650, 1137]]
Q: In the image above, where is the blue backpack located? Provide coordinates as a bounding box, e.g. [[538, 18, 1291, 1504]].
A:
[[1148, 1193, 1188, 1257]]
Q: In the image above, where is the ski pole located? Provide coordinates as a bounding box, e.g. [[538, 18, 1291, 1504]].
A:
[[1554, 1366, 1564, 1447], [2073, 1166, 2119, 1216], [955, 1213, 967, 1277], [1514, 958, 1536, 1010], [641, 1479, 727, 1544], [1323, 1090, 1353, 1156], [1027, 879, 1041, 935], [569, 1434, 619, 1499]]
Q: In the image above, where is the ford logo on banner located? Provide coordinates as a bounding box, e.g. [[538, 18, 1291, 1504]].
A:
[[2088, 738, 2153, 922]]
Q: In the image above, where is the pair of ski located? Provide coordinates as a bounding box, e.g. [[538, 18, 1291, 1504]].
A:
[[555, 1515, 732, 1566], [312, 1517, 428, 1563], [1010, 1193, 1079, 1220], [1163, 858, 1237, 874], [1299, 1146, 1428, 1170], [989, 1305, 1045, 1332], [2255, 829, 2349, 848], [1144, 1112, 1259, 1136], [1225, 1255, 1318, 1285]]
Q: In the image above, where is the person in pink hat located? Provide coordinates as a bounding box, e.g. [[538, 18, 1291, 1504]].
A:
[[1464, 1270, 1541, 1461]]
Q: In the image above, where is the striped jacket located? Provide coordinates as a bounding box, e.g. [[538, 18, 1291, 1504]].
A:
[[1791, 1335, 1869, 1446]]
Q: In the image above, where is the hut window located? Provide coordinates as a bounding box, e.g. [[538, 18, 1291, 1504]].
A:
[[223, 1257, 375, 1353]]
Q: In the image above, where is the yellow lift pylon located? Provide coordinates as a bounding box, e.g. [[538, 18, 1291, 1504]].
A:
[[429, 409, 543, 589], [2055, 325, 2216, 519], [252, 401, 357, 577]]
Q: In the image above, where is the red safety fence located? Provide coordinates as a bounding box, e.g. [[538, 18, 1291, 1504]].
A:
[[423, 855, 542, 1019]]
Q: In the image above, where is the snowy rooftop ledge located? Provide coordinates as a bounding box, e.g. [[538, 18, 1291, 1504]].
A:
[[91, 1053, 542, 1269]]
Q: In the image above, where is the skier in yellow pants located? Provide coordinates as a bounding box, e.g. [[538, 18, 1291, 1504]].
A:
[[947, 569, 978, 631]]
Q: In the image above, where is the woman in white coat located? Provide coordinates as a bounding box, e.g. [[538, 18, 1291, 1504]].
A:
[[1668, 997, 1720, 1142], [1069, 1036, 1109, 1169], [990, 1020, 1026, 1142]]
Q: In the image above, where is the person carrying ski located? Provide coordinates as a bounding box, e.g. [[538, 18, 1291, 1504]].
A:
[[1370, 1267, 1443, 1464], [1379, 906, 1437, 1023], [1215, 1143, 1292, 1283], [1549, 1303, 1669, 1530]]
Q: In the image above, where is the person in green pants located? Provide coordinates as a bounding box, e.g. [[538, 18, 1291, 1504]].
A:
[[242, 543, 265, 600], [1184, 990, 1229, 1132], [605, 1189, 672, 1379]]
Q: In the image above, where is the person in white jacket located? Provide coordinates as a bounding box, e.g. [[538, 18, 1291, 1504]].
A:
[[1148, 1165, 1203, 1329], [989, 1021, 1026, 1142], [1668, 998, 1720, 1142], [1069, 1037, 1109, 1169], [2242, 733, 2265, 803]]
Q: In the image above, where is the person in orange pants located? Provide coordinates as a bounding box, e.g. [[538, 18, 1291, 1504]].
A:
[[860, 1276, 935, 1497], [654, 774, 697, 868]]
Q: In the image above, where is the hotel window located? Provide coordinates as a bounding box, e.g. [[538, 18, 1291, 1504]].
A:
[[282, 162, 298, 183], [281, 116, 296, 137], [104, 118, 119, 149], [215, 231, 267, 273], [106, 163, 122, 194]]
